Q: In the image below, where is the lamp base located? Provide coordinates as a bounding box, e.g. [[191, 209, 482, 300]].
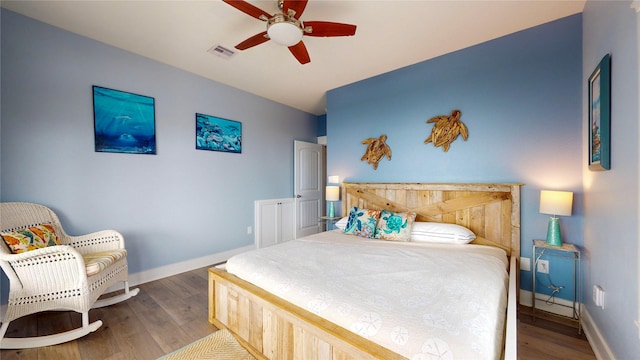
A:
[[327, 202, 335, 218], [546, 217, 562, 246]]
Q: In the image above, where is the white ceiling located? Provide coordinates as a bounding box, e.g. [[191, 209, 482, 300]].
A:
[[2, 0, 585, 115]]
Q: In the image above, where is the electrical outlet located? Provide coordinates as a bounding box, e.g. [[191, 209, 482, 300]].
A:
[[247, 226, 252, 235], [520, 257, 531, 271], [537, 259, 549, 274]]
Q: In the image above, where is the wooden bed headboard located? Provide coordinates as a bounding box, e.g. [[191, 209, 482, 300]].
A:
[[341, 182, 522, 259]]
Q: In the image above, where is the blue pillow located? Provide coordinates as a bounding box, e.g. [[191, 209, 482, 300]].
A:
[[343, 207, 381, 239], [374, 210, 416, 241]]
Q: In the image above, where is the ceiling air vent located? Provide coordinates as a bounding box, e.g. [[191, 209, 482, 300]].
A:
[[208, 45, 236, 59]]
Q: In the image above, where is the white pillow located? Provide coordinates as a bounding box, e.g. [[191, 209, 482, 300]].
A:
[[410, 222, 476, 244], [335, 217, 349, 230]]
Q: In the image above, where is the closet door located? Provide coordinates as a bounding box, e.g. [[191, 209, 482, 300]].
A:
[[279, 200, 295, 243], [256, 200, 278, 248]]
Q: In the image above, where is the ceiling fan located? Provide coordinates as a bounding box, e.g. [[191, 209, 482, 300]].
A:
[[222, 0, 357, 64]]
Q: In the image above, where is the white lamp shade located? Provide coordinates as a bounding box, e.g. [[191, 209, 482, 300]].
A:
[[326, 186, 340, 201], [539, 190, 573, 216]]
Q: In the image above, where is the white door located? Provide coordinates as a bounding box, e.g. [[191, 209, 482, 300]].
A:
[[294, 140, 323, 238]]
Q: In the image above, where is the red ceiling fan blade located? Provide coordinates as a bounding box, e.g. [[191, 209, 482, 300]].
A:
[[304, 21, 357, 37], [283, 0, 308, 19], [222, 0, 271, 20], [235, 31, 269, 50], [288, 41, 310, 64]]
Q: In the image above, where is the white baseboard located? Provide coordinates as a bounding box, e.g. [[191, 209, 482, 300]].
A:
[[138, 245, 252, 283], [581, 307, 615, 360], [105, 245, 255, 293], [519, 289, 577, 318]]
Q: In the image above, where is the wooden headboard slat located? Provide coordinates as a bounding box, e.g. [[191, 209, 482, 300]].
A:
[[341, 183, 522, 259], [412, 192, 510, 218]]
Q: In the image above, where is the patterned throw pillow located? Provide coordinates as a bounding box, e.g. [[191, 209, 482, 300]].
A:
[[375, 210, 416, 241], [1, 224, 62, 254], [343, 207, 381, 239]]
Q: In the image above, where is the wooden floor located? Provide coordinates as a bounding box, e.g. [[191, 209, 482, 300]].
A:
[[1, 266, 596, 359], [518, 306, 596, 360], [0, 267, 218, 360]]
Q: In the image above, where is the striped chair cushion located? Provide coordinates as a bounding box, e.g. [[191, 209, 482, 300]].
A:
[[83, 249, 127, 276]]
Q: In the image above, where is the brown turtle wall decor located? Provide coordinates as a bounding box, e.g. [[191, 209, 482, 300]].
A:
[[361, 134, 392, 170], [424, 109, 469, 152]]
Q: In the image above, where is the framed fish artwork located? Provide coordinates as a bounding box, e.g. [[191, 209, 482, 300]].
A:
[[195, 113, 242, 154]]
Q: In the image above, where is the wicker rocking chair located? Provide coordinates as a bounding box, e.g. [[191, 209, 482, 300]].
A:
[[0, 202, 140, 349]]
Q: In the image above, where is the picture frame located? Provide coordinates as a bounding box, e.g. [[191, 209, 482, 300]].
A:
[[588, 54, 611, 171], [93, 86, 156, 154], [195, 113, 242, 153]]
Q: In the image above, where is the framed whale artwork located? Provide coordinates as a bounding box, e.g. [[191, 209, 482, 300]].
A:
[[92, 86, 156, 154]]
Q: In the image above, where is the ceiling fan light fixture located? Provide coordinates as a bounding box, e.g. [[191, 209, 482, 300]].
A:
[[267, 14, 303, 46], [223, 0, 357, 64]]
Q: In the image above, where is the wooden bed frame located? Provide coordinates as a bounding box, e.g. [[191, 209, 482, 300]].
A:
[[209, 182, 521, 360]]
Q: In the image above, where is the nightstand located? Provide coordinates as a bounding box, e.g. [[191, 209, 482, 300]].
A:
[[319, 216, 341, 231], [532, 239, 581, 334]]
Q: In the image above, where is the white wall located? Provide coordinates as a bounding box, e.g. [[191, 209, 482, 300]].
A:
[[582, 1, 640, 358]]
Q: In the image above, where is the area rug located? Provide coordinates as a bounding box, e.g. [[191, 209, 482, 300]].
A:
[[159, 328, 256, 360]]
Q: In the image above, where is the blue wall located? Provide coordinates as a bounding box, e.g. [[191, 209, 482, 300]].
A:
[[582, 1, 639, 358], [0, 10, 316, 275], [327, 15, 584, 300], [317, 114, 327, 137]]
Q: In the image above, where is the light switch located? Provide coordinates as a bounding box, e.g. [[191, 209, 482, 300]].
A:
[[593, 285, 605, 308]]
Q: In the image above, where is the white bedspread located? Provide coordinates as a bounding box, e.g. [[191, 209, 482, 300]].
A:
[[225, 230, 508, 360]]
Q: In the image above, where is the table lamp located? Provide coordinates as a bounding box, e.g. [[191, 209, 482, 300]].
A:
[[539, 190, 573, 246], [326, 185, 340, 218]]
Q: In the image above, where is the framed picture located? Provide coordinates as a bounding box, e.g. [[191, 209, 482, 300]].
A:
[[93, 86, 156, 154], [196, 113, 242, 153], [588, 54, 611, 171]]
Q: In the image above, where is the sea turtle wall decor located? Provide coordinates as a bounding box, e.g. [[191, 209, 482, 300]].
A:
[[361, 134, 392, 170], [424, 109, 469, 152]]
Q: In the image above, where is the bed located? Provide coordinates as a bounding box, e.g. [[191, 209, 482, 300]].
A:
[[209, 182, 521, 359]]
